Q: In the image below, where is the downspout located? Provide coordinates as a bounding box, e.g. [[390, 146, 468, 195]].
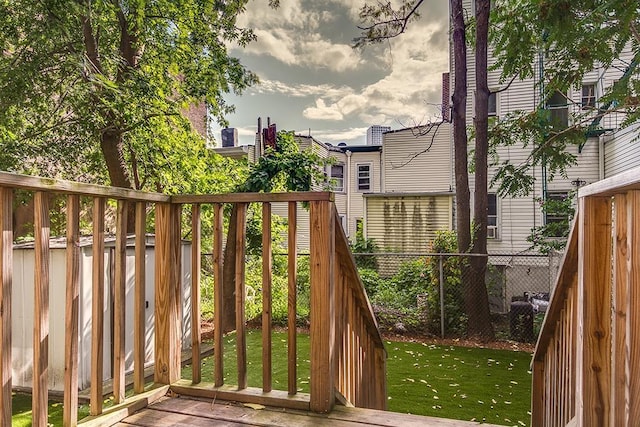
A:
[[379, 148, 383, 191], [598, 135, 605, 180], [346, 150, 352, 238]]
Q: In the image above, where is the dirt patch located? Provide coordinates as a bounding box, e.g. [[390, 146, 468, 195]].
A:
[[199, 319, 534, 353]]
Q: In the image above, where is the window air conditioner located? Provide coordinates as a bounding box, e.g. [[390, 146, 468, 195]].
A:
[[487, 226, 498, 239]]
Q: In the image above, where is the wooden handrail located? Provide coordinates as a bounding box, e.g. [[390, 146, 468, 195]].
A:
[[0, 171, 385, 426], [532, 165, 640, 427]]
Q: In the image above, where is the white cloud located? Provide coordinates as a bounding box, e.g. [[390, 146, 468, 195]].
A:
[[303, 99, 344, 121], [311, 126, 369, 143], [254, 79, 351, 100]]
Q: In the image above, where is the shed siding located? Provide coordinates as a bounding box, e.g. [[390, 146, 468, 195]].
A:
[[604, 123, 640, 177], [366, 195, 453, 252]]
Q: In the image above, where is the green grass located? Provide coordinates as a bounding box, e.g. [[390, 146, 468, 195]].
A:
[[13, 330, 532, 427], [184, 331, 532, 427], [11, 393, 90, 427]]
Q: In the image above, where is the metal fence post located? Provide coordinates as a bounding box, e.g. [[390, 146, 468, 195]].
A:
[[439, 254, 445, 339]]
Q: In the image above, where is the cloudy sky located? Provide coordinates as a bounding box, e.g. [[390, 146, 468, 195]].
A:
[[211, 0, 450, 146]]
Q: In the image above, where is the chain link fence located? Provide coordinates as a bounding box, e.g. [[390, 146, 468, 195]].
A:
[[200, 251, 561, 343], [351, 252, 560, 342]]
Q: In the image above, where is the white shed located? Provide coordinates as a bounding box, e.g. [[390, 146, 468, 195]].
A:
[[11, 235, 192, 392]]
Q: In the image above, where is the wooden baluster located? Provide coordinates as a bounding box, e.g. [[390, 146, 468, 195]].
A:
[[287, 201, 297, 395], [33, 192, 49, 427], [91, 197, 105, 415], [235, 203, 248, 389], [154, 203, 182, 385], [611, 191, 640, 426], [532, 359, 544, 427], [309, 200, 335, 413], [191, 204, 202, 384], [623, 191, 640, 424], [569, 283, 577, 418], [113, 200, 127, 403], [262, 203, 273, 392], [577, 196, 612, 427], [0, 188, 12, 427], [333, 257, 343, 399], [63, 195, 80, 427], [134, 202, 146, 393], [213, 203, 224, 387]]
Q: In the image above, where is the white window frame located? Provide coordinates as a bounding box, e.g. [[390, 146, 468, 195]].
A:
[[487, 193, 499, 239], [329, 163, 345, 192], [581, 83, 597, 109], [356, 163, 372, 192], [488, 90, 498, 117]]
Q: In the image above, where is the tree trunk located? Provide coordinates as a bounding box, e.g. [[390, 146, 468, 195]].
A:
[[451, 0, 471, 254], [100, 129, 137, 231], [468, 0, 494, 339], [221, 204, 238, 333]]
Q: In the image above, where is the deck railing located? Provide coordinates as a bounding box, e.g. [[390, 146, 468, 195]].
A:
[[532, 166, 640, 427], [0, 171, 386, 427]]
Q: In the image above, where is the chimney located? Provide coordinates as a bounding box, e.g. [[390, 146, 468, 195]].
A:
[[441, 72, 450, 122]]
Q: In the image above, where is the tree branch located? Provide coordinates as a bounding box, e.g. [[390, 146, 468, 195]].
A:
[[390, 121, 444, 168], [353, 0, 425, 47]]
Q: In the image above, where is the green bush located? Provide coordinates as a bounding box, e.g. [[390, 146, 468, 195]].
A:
[[424, 230, 466, 336]]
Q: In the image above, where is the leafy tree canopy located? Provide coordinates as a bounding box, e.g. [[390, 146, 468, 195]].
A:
[[489, 0, 640, 197], [0, 0, 265, 193]]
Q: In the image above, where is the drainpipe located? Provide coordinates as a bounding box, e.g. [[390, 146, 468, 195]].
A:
[[346, 150, 352, 238], [598, 134, 605, 180], [379, 148, 383, 191]]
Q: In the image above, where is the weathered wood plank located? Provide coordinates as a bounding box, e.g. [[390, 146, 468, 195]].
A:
[[612, 192, 630, 426], [577, 196, 612, 427], [287, 201, 297, 396], [172, 191, 334, 205], [169, 380, 310, 411], [625, 191, 640, 424], [213, 203, 224, 387], [33, 192, 50, 427], [78, 384, 169, 427], [91, 197, 106, 416], [235, 203, 248, 389], [0, 171, 168, 202], [154, 203, 182, 385], [64, 194, 81, 427], [0, 187, 12, 427], [134, 202, 147, 394], [191, 204, 202, 384], [262, 202, 273, 392], [114, 200, 128, 404], [309, 200, 335, 413]]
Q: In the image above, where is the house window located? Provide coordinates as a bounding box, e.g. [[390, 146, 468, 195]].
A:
[[582, 84, 596, 109], [487, 193, 498, 239], [548, 90, 568, 130], [488, 91, 497, 117], [330, 164, 344, 192], [545, 192, 569, 237], [357, 164, 371, 191]]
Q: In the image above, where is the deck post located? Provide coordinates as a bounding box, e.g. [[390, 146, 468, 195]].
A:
[[0, 187, 12, 427], [309, 200, 335, 413], [155, 202, 182, 384], [576, 196, 612, 426]]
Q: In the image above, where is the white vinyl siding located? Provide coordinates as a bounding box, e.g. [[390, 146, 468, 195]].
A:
[[382, 123, 452, 193], [604, 122, 640, 177]]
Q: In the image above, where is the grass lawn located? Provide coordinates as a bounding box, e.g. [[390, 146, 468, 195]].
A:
[[13, 330, 532, 427], [184, 330, 532, 427]]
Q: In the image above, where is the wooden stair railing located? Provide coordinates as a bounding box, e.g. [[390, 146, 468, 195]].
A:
[[532, 167, 640, 427], [0, 171, 387, 427]]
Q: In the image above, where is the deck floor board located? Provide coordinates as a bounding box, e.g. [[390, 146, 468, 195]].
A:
[[116, 395, 503, 427]]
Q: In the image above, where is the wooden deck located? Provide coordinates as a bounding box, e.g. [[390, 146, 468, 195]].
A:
[[114, 395, 502, 427]]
